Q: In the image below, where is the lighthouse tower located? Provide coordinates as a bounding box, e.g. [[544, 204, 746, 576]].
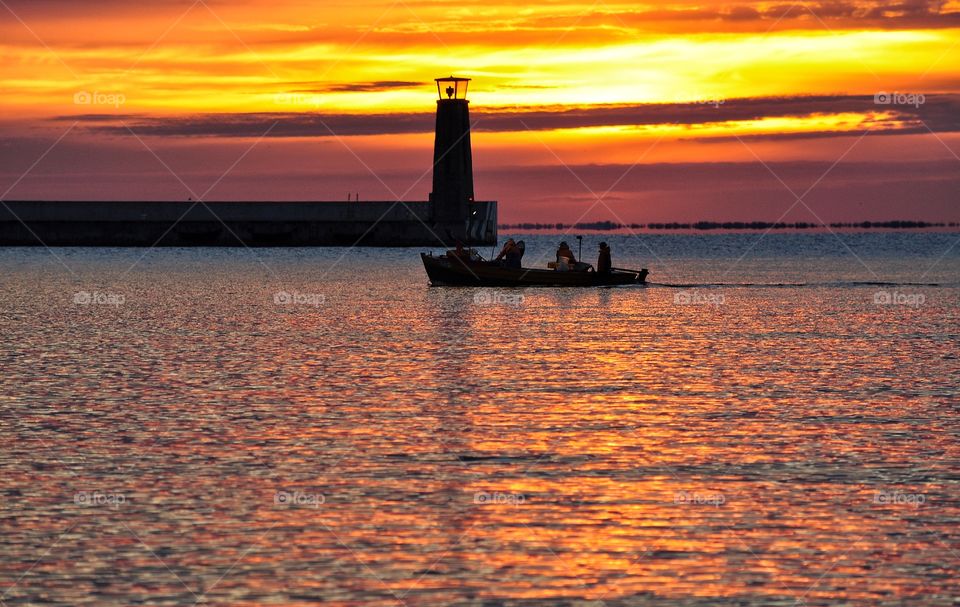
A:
[[429, 76, 474, 224]]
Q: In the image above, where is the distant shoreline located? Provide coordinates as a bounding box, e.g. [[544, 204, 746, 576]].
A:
[[499, 220, 959, 232]]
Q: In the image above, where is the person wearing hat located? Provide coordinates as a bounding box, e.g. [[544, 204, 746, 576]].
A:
[[597, 242, 612, 274], [556, 241, 577, 265]]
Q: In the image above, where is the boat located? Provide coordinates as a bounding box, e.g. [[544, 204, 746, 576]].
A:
[[421, 250, 649, 287]]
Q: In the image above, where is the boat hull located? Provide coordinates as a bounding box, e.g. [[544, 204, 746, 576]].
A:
[[421, 253, 647, 287]]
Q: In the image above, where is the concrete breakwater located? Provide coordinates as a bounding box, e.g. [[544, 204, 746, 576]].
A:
[[0, 199, 497, 247]]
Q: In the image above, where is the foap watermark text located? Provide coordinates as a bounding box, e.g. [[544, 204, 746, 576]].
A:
[[74, 91, 126, 108], [274, 291, 325, 306], [74, 291, 125, 306], [474, 290, 524, 307]]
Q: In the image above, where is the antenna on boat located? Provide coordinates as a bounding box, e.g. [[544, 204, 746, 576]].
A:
[[576, 235, 583, 262]]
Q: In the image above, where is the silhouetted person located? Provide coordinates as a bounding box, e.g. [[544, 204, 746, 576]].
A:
[[597, 242, 612, 274], [495, 239, 516, 263], [556, 241, 576, 264], [504, 240, 524, 268]]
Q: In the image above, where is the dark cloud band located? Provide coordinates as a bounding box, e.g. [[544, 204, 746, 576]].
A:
[[55, 94, 960, 139]]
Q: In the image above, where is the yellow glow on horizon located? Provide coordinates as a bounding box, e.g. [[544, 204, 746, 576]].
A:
[[2, 22, 957, 119]]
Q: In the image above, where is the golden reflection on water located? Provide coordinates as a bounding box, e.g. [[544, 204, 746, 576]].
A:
[[0, 246, 958, 605]]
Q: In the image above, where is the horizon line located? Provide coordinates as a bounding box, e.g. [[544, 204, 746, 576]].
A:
[[499, 220, 960, 231]]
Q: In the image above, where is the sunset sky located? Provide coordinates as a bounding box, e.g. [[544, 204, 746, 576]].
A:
[[2, 0, 959, 223]]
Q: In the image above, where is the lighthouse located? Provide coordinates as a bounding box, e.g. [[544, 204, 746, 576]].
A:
[[429, 76, 475, 224]]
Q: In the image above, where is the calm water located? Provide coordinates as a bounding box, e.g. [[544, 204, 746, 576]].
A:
[[1, 233, 959, 606]]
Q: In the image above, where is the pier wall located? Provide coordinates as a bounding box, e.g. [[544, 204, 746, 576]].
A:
[[0, 200, 497, 247]]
